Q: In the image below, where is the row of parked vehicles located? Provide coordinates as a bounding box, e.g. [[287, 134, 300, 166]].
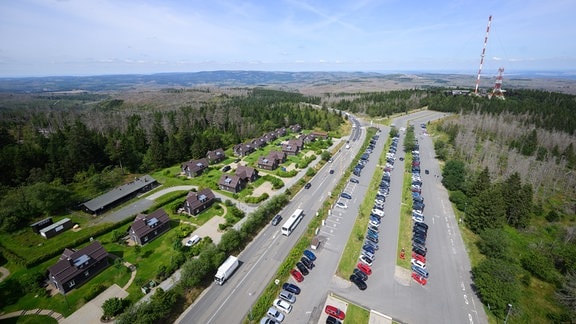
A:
[[410, 143, 430, 286], [349, 134, 392, 292], [262, 250, 317, 323]]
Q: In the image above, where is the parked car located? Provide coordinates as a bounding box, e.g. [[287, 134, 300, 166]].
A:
[[412, 265, 429, 278], [411, 259, 427, 269], [324, 305, 346, 320], [368, 225, 379, 233], [222, 165, 231, 172], [304, 183, 312, 189], [350, 178, 360, 184], [290, 269, 304, 282], [273, 298, 293, 314], [359, 255, 373, 267], [336, 202, 348, 209], [366, 235, 378, 244], [278, 290, 296, 303], [260, 317, 281, 324], [296, 262, 309, 276], [414, 222, 429, 230], [340, 192, 352, 199], [282, 283, 301, 295], [411, 272, 427, 286], [349, 273, 367, 290], [303, 249, 317, 261], [364, 240, 379, 250], [300, 256, 314, 269], [266, 307, 285, 322], [326, 316, 342, 324], [271, 214, 282, 226], [353, 268, 369, 281], [412, 252, 426, 263], [329, 169, 335, 174], [412, 246, 427, 257], [357, 262, 372, 275], [362, 244, 375, 254], [372, 208, 385, 217], [369, 219, 380, 227]]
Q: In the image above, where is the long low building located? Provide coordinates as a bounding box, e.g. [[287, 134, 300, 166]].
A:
[[81, 175, 158, 215]]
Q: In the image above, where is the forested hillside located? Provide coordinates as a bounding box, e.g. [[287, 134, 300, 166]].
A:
[[0, 88, 341, 232]]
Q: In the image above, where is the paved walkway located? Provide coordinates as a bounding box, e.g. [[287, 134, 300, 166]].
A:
[[61, 284, 128, 324]]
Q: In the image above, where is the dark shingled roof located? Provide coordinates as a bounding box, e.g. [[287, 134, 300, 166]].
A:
[[130, 208, 171, 239], [48, 241, 108, 285], [82, 175, 157, 213]]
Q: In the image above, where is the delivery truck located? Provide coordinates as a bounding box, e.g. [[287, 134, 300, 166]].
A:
[[214, 255, 239, 285]]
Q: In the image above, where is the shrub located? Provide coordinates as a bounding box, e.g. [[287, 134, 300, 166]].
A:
[[102, 297, 128, 319]]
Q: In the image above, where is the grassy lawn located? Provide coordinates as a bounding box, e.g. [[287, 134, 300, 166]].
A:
[[344, 303, 370, 323], [0, 314, 58, 324], [396, 152, 414, 270], [0, 218, 117, 268]]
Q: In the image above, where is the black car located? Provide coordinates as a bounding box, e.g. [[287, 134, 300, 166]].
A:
[[282, 283, 301, 295], [296, 262, 309, 276], [414, 222, 429, 230], [271, 214, 282, 226], [413, 246, 427, 257], [301, 256, 314, 269], [304, 182, 312, 189], [425, 169, 430, 174], [326, 315, 342, 324], [349, 273, 367, 290], [329, 169, 335, 174], [353, 268, 369, 281], [222, 165, 231, 172], [350, 178, 360, 184], [413, 236, 426, 245], [413, 228, 427, 237]]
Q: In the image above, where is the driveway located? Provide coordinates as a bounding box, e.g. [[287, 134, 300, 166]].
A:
[[61, 284, 128, 324]]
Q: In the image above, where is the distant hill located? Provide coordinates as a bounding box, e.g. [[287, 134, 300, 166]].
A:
[[0, 70, 575, 94]]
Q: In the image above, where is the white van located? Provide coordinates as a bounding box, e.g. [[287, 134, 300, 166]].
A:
[[185, 235, 201, 246]]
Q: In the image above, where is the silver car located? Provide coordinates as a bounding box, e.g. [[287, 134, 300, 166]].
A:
[[278, 289, 296, 303]]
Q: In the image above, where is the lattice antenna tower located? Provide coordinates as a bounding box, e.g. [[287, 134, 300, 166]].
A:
[[474, 15, 492, 95], [492, 67, 505, 99]]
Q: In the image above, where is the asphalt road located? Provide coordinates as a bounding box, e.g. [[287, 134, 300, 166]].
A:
[[177, 110, 488, 324]]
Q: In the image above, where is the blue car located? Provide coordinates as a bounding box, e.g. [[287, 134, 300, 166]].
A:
[[362, 244, 375, 254], [282, 283, 301, 295], [412, 265, 429, 278], [303, 249, 317, 261], [340, 192, 352, 199]]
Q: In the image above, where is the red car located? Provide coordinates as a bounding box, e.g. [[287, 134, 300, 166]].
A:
[[356, 262, 372, 276], [324, 305, 346, 320], [290, 269, 304, 282], [412, 272, 427, 286], [412, 252, 426, 263]]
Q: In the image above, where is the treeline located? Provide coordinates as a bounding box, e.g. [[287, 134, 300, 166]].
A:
[[330, 89, 429, 117], [0, 88, 341, 232], [425, 89, 576, 135]]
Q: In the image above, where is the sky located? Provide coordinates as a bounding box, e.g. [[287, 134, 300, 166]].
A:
[[0, 0, 575, 77]]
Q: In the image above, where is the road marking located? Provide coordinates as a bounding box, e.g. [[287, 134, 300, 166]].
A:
[[463, 294, 469, 305], [468, 313, 473, 324], [461, 281, 466, 291], [206, 229, 280, 324]]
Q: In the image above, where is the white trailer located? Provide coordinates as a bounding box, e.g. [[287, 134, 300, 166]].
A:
[[214, 256, 239, 285]]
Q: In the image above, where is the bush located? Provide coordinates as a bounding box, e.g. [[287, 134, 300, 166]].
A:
[[102, 297, 128, 319], [472, 258, 521, 318]]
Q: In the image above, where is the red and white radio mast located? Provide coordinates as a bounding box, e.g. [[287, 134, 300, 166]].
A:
[[491, 67, 505, 99], [474, 15, 492, 95]]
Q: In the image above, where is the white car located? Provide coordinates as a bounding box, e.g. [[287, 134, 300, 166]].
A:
[[412, 215, 425, 223], [371, 208, 384, 217], [266, 307, 285, 322], [369, 219, 380, 227], [359, 254, 373, 266], [411, 259, 427, 269], [336, 202, 348, 209], [273, 298, 293, 314]]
